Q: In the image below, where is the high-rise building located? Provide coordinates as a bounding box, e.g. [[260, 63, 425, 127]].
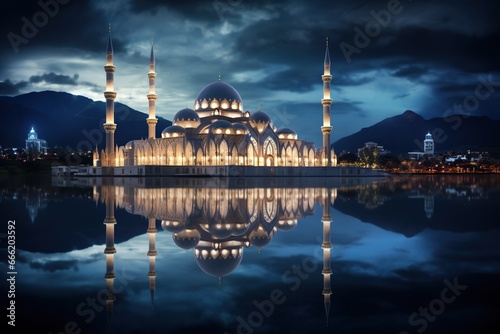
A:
[[424, 132, 434, 155], [25, 127, 48, 159]]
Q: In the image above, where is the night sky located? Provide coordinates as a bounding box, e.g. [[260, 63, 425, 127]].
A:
[[1, 0, 499, 145]]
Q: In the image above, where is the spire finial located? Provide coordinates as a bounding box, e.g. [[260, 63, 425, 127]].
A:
[[106, 23, 113, 53], [218, 72, 221, 81], [324, 37, 330, 65]]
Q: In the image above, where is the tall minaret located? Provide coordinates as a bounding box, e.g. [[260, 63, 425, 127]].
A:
[[103, 24, 117, 167], [147, 217, 158, 310], [146, 39, 158, 139], [103, 185, 117, 326], [321, 187, 333, 325], [321, 38, 333, 166]]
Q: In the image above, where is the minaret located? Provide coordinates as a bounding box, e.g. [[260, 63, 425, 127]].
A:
[[103, 185, 117, 326], [321, 187, 333, 325], [321, 38, 333, 166], [103, 24, 117, 167], [146, 39, 158, 138], [147, 217, 158, 310]]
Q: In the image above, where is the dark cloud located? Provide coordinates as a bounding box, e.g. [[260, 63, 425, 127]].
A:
[[29, 259, 79, 272], [0, 79, 29, 95], [1, 0, 500, 138], [392, 65, 429, 81], [333, 101, 366, 116], [30, 72, 79, 85]]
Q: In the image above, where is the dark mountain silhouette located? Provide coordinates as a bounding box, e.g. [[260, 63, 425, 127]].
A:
[[333, 110, 500, 155], [0, 90, 171, 149]]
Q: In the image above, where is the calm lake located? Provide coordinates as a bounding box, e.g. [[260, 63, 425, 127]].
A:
[[1, 174, 499, 334]]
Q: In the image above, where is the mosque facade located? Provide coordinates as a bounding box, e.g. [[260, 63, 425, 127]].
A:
[[93, 28, 339, 174]]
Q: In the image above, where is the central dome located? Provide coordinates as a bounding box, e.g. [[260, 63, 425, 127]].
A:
[[194, 81, 243, 118]]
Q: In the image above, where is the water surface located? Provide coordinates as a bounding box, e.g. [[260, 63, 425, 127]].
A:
[[1, 175, 499, 334]]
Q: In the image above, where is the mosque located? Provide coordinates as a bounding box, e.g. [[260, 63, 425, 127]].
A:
[[82, 27, 366, 177]]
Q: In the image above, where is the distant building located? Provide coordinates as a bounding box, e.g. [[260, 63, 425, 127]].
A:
[[408, 133, 435, 159], [357, 142, 387, 156], [25, 127, 48, 159], [424, 132, 434, 155]]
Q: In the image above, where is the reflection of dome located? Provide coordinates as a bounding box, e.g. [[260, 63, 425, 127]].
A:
[[173, 229, 201, 249], [276, 128, 297, 140], [277, 219, 298, 231], [161, 125, 186, 138], [194, 245, 243, 278], [173, 108, 200, 128], [208, 221, 250, 239], [249, 225, 272, 248], [161, 220, 185, 233], [194, 81, 243, 114]]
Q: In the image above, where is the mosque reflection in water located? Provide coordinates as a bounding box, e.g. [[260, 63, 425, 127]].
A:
[[94, 178, 336, 324]]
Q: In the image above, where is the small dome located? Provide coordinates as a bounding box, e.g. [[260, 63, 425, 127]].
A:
[[250, 111, 272, 124], [250, 110, 273, 133], [173, 229, 201, 250], [162, 125, 186, 138], [276, 128, 297, 140], [173, 108, 200, 128], [209, 120, 234, 135], [125, 141, 135, 149], [232, 123, 249, 135]]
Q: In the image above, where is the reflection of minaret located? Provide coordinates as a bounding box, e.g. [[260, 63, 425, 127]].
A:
[[147, 217, 158, 310], [103, 185, 117, 326], [321, 188, 333, 325]]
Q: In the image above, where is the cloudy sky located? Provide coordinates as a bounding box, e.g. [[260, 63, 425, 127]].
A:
[[1, 0, 499, 144]]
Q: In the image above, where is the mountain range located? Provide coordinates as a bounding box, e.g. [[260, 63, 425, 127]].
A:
[[333, 110, 500, 155], [1, 91, 499, 155], [0, 91, 171, 150]]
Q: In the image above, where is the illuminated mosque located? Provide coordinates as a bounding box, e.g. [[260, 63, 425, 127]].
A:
[[91, 27, 341, 176]]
